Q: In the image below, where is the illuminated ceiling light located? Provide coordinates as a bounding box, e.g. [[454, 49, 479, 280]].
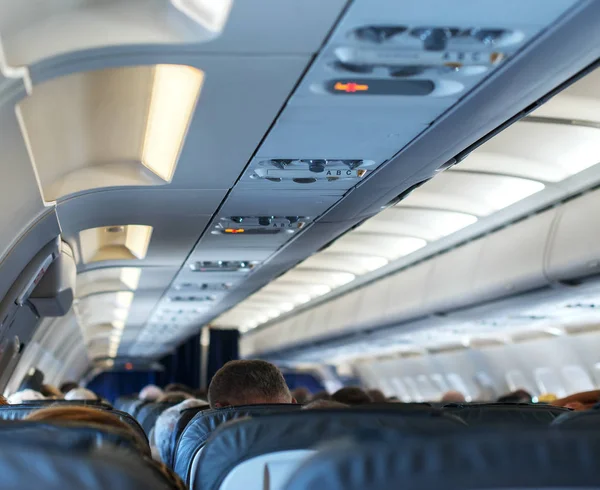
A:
[[116, 291, 134, 309], [256, 315, 269, 324], [294, 294, 312, 305], [279, 303, 295, 313], [113, 309, 130, 321], [267, 310, 281, 319], [546, 327, 564, 336], [332, 272, 356, 286], [120, 268, 142, 290], [486, 179, 545, 210], [170, 0, 234, 31], [310, 284, 332, 297], [142, 65, 204, 182], [363, 256, 389, 272], [112, 321, 125, 331]]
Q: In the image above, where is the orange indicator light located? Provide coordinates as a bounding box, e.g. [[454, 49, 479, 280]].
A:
[[224, 228, 245, 234], [334, 82, 369, 93]]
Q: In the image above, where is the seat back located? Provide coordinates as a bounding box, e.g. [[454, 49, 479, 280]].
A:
[[0, 441, 172, 490], [167, 404, 210, 467], [284, 430, 600, 490], [0, 420, 143, 452], [194, 409, 466, 490], [114, 395, 139, 413], [443, 402, 570, 425], [551, 409, 600, 428], [136, 401, 177, 436], [174, 404, 301, 482], [0, 403, 148, 444]]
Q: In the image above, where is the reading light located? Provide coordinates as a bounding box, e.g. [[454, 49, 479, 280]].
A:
[[142, 65, 204, 182]]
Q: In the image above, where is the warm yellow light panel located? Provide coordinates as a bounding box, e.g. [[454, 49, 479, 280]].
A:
[[142, 64, 204, 181]]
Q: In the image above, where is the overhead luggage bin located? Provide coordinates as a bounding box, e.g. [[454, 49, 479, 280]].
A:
[[546, 189, 600, 282]]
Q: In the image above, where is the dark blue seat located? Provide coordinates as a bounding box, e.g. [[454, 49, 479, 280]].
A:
[[173, 404, 301, 482], [442, 402, 570, 425], [284, 430, 600, 490], [0, 441, 172, 490], [0, 419, 144, 453], [194, 408, 466, 490], [167, 404, 210, 468], [551, 409, 600, 428], [0, 403, 148, 443], [136, 401, 178, 436]]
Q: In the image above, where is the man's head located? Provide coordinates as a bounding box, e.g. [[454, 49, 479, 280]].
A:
[[331, 387, 373, 406], [208, 360, 293, 408]]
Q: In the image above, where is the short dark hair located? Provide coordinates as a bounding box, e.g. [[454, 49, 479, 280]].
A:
[[208, 360, 292, 408], [332, 387, 373, 406], [59, 381, 79, 394], [164, 383, 193, 394]]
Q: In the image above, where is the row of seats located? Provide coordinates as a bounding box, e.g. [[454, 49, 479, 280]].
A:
[[166, 403, 598, 490]]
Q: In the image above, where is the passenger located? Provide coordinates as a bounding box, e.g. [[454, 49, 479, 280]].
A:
[[64, 387, 99, 401], [40, 384, 64, 398], [302, 400, 348, 410], [331, 387, 373, 406], [156, 391, 192, 404], [367, 389, 387, 403], [291, 387, 311, 404], [59, 381, 79, 394], [164, 383, 194, 395], [207, 360, 294, 408], [152, 398, 208, 464], [7, 389, 46, 403], [497, 389, 532, 404], [0, 394, 6, 405], [193, 388, 208, 399], [553, 390, 600, 411], [25, 406, 186, 489], [311, 391, 332, 401], [139, 384, 164, 401], [441, 390, 466, 403]]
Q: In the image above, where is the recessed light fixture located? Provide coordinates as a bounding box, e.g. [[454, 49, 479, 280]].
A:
[[142, 65, 204, 182]]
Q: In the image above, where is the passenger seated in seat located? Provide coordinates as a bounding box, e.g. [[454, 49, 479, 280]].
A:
[[40, 384, 63, 398], [164, 383, 194, 395], [139, 385, 164, 401], [208, 360, 294, 408], [59, 381, 79, 394], [152, 398, 208, 463], [441, 390, 466, 403], [332, 387, 373, 406], [7, 389, 46, 403], [311, 391, 332, 401], [292, 387, 311, 404], [302, 400, 348, 410], [368, 389, 387, 403], [0, 394, 6, 405], [25, 405, 187, 490], [156, 391, 192, 404], [64, 387, 99, 401], [497, 389, 532, 404]]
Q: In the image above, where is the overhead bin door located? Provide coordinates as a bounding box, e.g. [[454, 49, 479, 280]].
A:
[[471, 208, 557, 304], [546, 189, 600, 282]]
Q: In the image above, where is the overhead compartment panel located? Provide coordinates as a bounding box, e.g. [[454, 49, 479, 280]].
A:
[[546, 189, 600, 281]]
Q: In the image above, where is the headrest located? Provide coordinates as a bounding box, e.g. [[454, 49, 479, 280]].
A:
[[0, 442, 171, 490], [136, 401, 178, 435], [284, 430, 600, 490], [196, 409, 466, 490], [551, 410, 600, 428], [442, 402, 570, 425], [114, 395, 139, 413], [167, 404, 211, 467], [0, 404, 148, 444], [174, 404, 300, 481], [0, 420, 142, 452]]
